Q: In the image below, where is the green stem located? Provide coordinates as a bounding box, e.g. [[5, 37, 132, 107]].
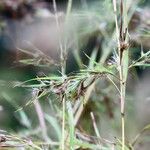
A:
[[62, 96, 66, 150], [122, 116, 125, 150], [120, 76, 126, 150], [53, 0, 73, 149]]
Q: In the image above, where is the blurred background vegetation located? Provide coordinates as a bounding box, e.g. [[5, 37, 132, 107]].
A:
[[0, 0, 149, 150]]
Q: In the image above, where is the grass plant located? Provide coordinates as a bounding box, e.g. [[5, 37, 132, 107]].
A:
[[0, 0, 150, 150]]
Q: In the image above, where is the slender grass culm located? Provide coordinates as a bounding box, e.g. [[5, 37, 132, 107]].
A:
[[53, 0, 73, 149], [53, 1, 66, 149], [113, 0, 129, 150]]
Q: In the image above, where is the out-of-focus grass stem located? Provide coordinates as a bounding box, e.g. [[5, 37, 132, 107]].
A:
[[53, 0, 73, 149]]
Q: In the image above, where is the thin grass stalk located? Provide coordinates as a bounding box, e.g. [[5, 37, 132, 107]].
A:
[[90, 112, 101, 138], [34, 100, 49, 142], [53, 1, 65, 149], [112, 0, 120, 55], [112, 4, 124, 149], [120, 72, 126, 150], [62, 96, 65, 150], [53, 0, 73, 149], [33, 89, 49, 142], [53, 0, 65, 75], [63, 0, 73, 73], [113, 0, 129, 150], [63, 1, 73, 149], [120, 1, 129, 150]]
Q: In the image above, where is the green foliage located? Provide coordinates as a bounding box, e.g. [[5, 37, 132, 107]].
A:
[[0, 0, 150, 150]]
